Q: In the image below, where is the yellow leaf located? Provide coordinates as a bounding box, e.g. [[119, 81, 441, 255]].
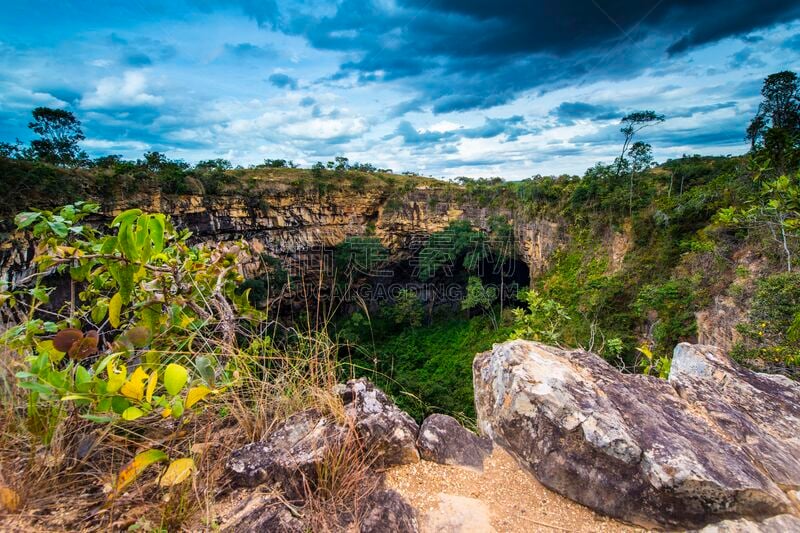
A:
[[185, 386, 212, 409], [122, 406, 145, 421], [163, 364, 188, 396], [106, 359, 127, 393], [146, 371, 158, 403], [120, 367, 149, 401], [112, 448, 168, 498], [159, 458, 195, 487], [109, 292, 122, 329], [161, 407, 172, 418], [0, 486, 21, 511]]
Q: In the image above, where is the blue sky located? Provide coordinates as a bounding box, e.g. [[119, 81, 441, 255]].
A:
[[1, 1, 800, 178]]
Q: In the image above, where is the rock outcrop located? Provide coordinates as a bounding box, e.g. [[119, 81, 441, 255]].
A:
[[226, 380, 422, 532], [416, 414, 492, 471], [338, 378, 421, 468], [226, 409, 346, 499], [473, 340, 800, 529]]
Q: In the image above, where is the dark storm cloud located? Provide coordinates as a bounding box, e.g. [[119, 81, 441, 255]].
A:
[[551, 102, 621, 126], [220, 0, 800, 113], [268, 73, 298, 90]]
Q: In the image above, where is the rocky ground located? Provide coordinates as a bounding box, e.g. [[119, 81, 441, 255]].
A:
[[386, 446, 637, 532]]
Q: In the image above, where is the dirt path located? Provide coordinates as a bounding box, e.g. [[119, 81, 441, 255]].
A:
[[385, 446, 642, 532]]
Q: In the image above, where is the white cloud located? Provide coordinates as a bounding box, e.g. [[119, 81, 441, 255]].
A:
[[280, 117, 368, 140], [80, 70, 164, 109]]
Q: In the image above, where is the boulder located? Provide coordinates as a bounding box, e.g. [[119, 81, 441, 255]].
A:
[[339, 378, 420, 468], [359, 489, 419, 533], [226, 409, 347, 500], [473, 340, 800, 529], [219, 494, 305, 532], [416, 414, 492, 471], [669, 343, 800, 489], [697, 514, 800, 532]]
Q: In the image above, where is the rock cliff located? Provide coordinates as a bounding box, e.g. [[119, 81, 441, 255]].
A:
[[473, 340, 800, 529], [1, 183, 567, 291]]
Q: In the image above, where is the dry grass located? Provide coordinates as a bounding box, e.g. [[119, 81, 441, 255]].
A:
[[0, 318, 372, 532]]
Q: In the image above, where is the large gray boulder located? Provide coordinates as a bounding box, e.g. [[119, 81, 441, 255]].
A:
[[226, 409, 346, 500], [416, 413, 492, 471], [473, 340, 800, 529], [338, 378, 420, 468]]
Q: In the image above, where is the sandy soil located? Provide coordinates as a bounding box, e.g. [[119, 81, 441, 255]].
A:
[[385, 446, 642, 533]]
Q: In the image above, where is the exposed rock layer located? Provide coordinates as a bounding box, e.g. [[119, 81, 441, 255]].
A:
[[473, 340, 800, 529]]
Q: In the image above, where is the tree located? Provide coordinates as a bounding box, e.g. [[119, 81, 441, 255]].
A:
[[627, 141, 654, 212], [747, 71, 800, 172], [461, 276, 498, 330], [28, 107, 86, 165], [718, 172, 800, 272], [386, 289, 424, 328], [617, 111, 664, 214]]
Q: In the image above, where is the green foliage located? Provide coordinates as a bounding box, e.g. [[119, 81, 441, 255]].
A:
[[461, 276, 498, 330], [385, 289, 424, 328], [417, 221, 486, 281], [634, 279, 697, 357], [350, 314, 511, 421], [510, 289, 570, 344], [27, 107, 87, 166], [733, 272, 800, 372], [2, 203, 255, 442], [636, 343, 671, 379]]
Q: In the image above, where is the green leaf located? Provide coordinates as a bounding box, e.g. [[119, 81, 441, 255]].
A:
[[195, 356, 215, 386], [91, 301, 109, 324], [75, 365, 92, 393], [48, 220, 69, 237], [149, 216, 165, 254], [30, 287, 50, 304], [15, 211, 41, 229], [18, 381, 54, 395], [111, 209, 142, 228], [135, 213, 150, 249], [109, 292, 122, 329], [80, 414, 114, 423], [170, 397, 184, 418], [118, 223, 139, 262], [164, 364, 188, 396]]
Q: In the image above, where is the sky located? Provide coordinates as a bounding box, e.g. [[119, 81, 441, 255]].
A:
[[1, 1, 800, 179]]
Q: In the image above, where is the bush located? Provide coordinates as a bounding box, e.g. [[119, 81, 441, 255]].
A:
[[733, 272, 800, 373]]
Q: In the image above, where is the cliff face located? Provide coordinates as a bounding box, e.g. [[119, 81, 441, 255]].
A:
[[0, 184, 568, 288]]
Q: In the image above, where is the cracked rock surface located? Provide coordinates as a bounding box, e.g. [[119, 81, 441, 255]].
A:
[[473, 340, 800, 529], [416, 413, 492, 471]]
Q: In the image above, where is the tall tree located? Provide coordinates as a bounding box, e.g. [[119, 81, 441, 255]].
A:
[[616, 111, 663, 215], [28, 107, 86, 165], [747, 71, 800, 172]]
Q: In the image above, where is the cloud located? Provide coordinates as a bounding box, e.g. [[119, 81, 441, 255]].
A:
[[551, 102, 621, 126], [223, 42, 274, 59], [386, 116, 534, 147], [268, 73, 298, 89], [222, 0, 800, 112], [80, 71, 164, 109]]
